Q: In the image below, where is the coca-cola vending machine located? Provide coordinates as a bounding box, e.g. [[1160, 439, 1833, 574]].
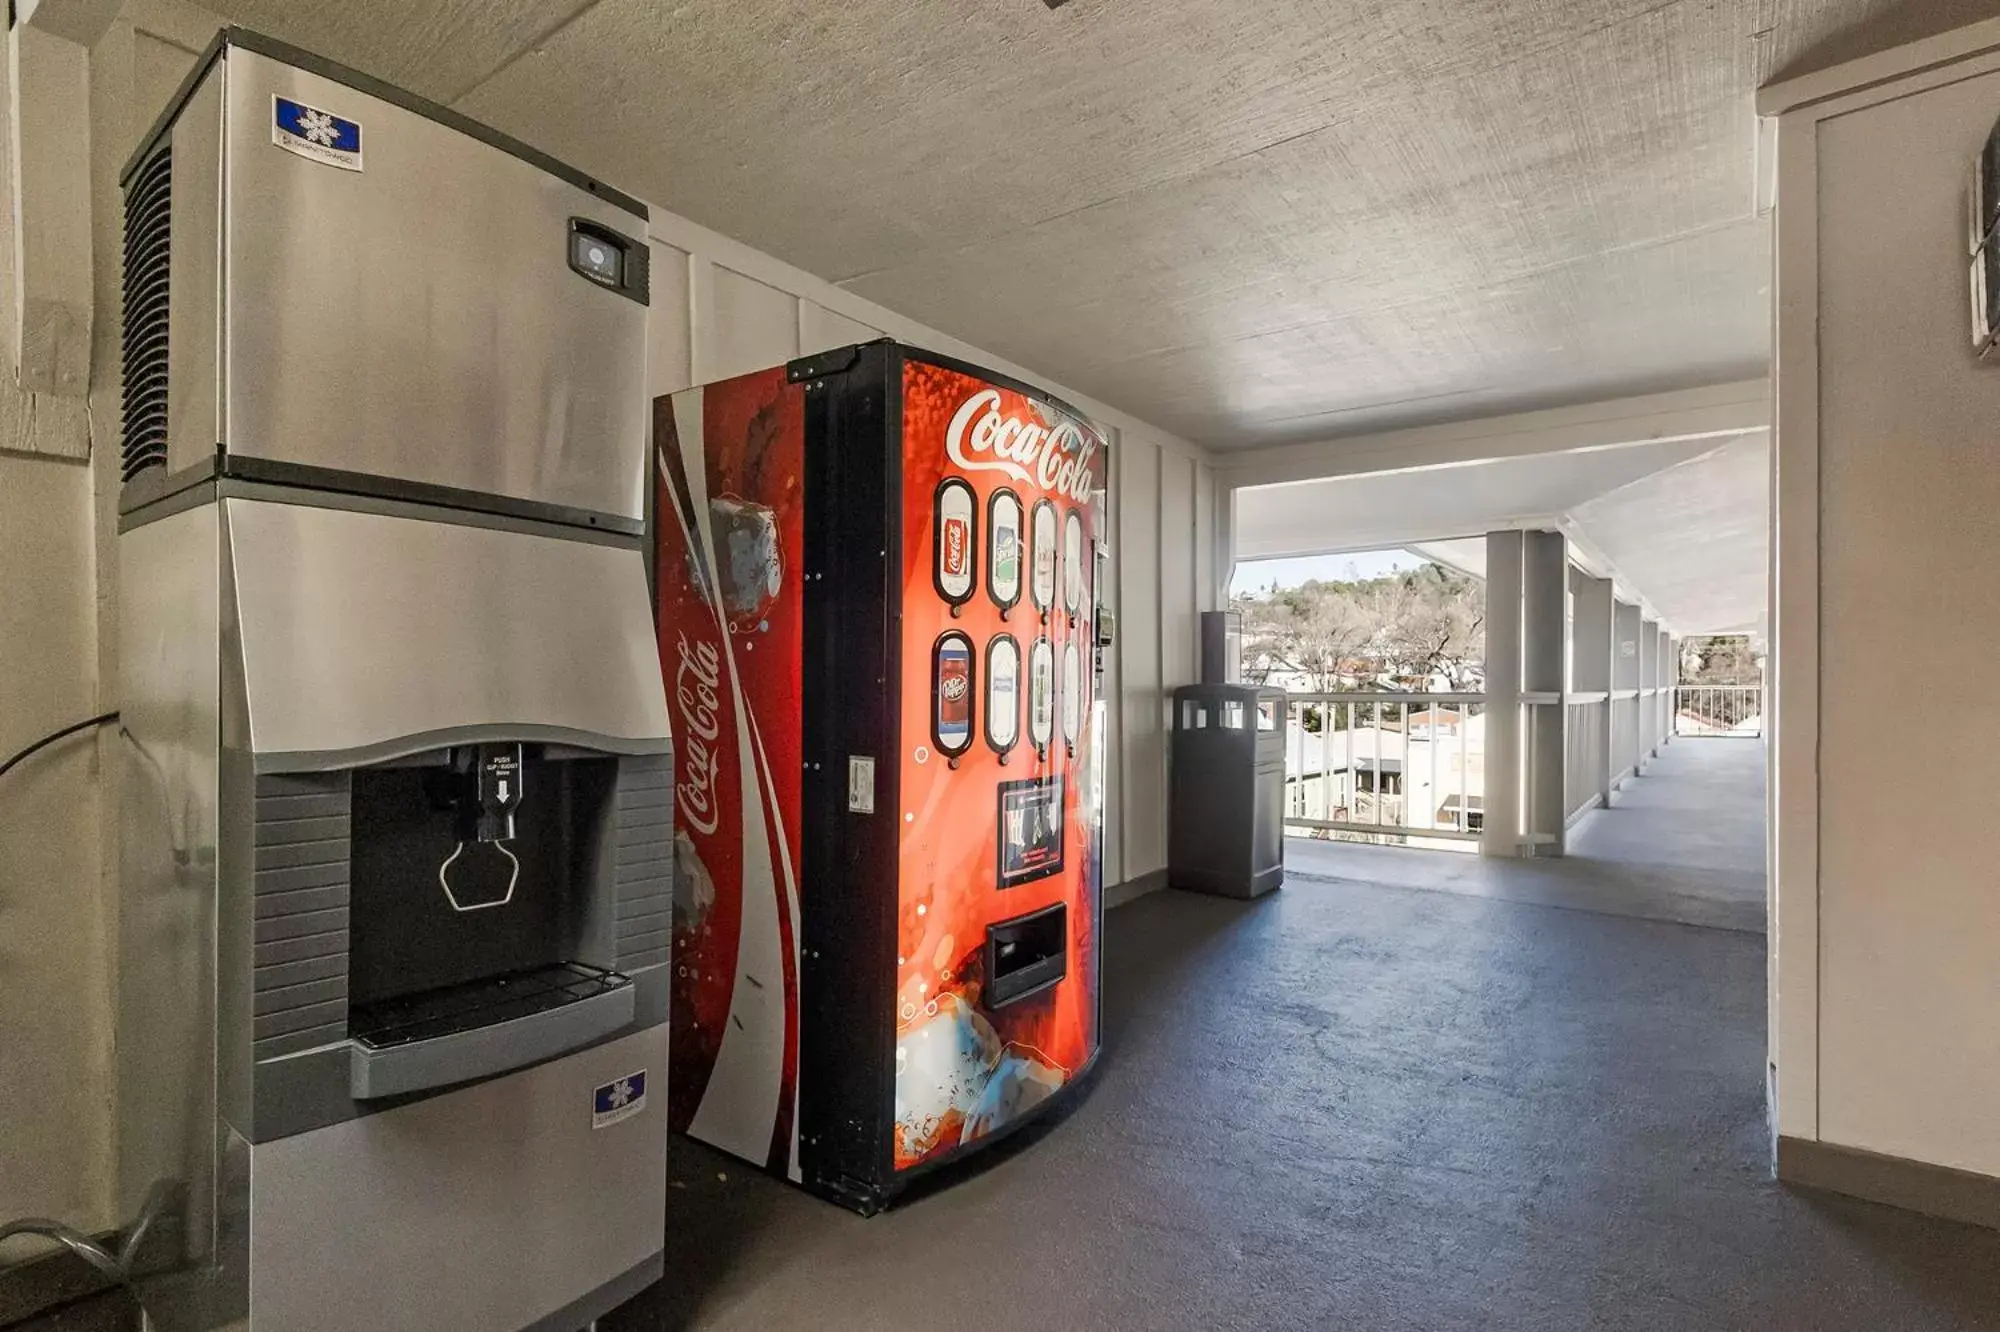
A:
[[654, 341, 1107, 1213]]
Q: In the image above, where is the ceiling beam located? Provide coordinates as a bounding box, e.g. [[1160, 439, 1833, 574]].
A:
[[1758, 13, 2000, 116], [15, 0, 121, 47], [1216, 380, 1769, 491]]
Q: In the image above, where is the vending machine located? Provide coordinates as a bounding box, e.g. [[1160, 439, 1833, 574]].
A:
[[655, 341, 1107, 1212]]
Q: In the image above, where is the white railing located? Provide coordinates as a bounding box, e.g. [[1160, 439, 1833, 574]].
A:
[[1673, 685, 1763, 737], [1281, 692, 1485, 845]]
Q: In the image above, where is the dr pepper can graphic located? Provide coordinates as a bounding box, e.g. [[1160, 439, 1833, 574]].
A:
[[935, 632, 975, 756]]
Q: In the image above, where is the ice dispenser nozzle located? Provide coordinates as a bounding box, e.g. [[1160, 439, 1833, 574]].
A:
[[427, 743, 526, 912]]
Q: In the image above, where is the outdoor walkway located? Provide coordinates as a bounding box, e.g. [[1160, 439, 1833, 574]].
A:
[[1286, 737, 1768, 934]]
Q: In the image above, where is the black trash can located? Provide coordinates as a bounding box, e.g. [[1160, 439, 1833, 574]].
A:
[[1167, 684, 1286, 898]]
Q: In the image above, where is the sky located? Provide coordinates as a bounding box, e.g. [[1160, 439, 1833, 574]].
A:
[[1230, 548, 1429, 597]]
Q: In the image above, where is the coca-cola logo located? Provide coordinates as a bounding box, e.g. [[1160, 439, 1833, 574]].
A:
[[674, 631, 724, 836], [943, 517, 967, 576], [940, 674, 969, 702], [946, 390, 1098, 504]]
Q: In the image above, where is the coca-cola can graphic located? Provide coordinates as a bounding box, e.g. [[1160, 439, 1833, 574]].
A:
[[934, 632, 975, 755], [934, 478, 976, 606]]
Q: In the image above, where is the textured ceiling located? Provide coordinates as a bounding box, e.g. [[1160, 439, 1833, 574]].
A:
[[200, 0, 1975, 451]]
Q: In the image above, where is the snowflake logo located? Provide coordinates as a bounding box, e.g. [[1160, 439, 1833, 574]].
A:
[[606, 1078, 635, 1109], [296, 107, 340, 147]]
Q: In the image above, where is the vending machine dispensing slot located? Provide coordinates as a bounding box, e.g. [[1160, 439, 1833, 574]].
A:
[[986, 903, 1069, 1008]]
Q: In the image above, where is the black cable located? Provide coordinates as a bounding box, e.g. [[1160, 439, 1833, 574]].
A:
[[0, 711, 119, 783]]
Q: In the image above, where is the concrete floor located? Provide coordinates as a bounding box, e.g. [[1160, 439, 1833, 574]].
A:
[[1288, 737, 1769, 934], [608, 739, 2000, 1331]]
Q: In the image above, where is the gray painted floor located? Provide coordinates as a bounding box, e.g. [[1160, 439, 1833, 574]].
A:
[[610, 738, 2000, 1331], [1288, 737, 1769, 934]]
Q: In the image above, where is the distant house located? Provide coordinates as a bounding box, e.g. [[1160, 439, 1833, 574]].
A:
[[1283, 707, 1486, 837]]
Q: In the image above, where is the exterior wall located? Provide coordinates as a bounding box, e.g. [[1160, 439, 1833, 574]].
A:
[[1774, 58, 2000, 1176], [0, 0, 1217, 1242]]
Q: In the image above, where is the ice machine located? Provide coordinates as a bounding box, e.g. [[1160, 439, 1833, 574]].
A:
[[114, 29, 669, 1332], [655, 342, 1109, 1212]]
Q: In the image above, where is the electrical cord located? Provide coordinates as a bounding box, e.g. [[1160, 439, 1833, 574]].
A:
[[0, 1181, 176, 1318], [0, 1217, 126, 1285], [1, 716, 158, 1320], [0, 711, 120, 783]]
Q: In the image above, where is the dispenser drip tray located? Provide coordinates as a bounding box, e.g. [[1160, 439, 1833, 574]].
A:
[[348, 961, 635, 1099]]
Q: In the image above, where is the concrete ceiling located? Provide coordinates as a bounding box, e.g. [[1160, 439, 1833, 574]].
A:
[[1568, 434, 1770, 634], [202, 0, 1970, 451]]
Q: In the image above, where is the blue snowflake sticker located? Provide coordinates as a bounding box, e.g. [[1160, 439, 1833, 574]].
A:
[[272, 96, 362, 172], [592, 1070, 647, 1128]]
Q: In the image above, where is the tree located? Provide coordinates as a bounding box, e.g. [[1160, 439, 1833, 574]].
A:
[[1679, 634, 1759, 685], [1234, 561, 1484, 693]]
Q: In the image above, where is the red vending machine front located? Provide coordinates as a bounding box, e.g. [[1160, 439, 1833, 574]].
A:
[[654, 341, 1107, 1213]]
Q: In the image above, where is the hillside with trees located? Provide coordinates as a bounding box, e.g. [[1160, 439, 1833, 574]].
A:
[[1233, 562, 1485, 693]]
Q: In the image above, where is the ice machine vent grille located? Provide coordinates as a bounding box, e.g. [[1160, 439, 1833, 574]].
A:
[[120, 145, 171, 482]]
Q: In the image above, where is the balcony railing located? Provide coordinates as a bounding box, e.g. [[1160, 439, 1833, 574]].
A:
[[1281, 692, 1485, 845], [1673, 685, 1762, 737]]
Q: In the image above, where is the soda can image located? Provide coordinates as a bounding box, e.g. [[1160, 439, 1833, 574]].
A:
[[989, 488, 1023, 611], [934, 478, 977, 606], [934, 632, 976, 756]]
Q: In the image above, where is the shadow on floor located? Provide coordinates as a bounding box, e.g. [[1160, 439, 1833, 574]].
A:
[[610, 876, 2000, 1331]]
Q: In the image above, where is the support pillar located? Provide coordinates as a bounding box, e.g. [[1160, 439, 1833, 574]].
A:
[[1522, 531, 1567, 855], [1638, 617, 1659, 766], [1613, 600, 1642, 793], [1660, 628, 1676, 746], [1481, 531, 1523, 857], [1571, 570, 1615, 811]]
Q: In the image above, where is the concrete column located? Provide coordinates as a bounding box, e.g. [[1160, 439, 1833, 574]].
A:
[[1482, 531, 1523, 857], [1613, 600, 1641, 792], [1571, 571, 1615, 809], [1656, 628, 1672, 740], [1521, 531, 1567, 855], [1638, 617, 1659, 764]]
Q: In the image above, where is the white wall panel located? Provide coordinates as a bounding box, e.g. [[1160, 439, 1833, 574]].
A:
[[1118, 440, 1166, 881], [1159, 450, 1197, 693], [1812, 67, 2000, 1176], [643, 240, 692, 398], [1194, 464, 1217, 613], [710, 264, 799, 382], [799, 301, 881, 357]]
